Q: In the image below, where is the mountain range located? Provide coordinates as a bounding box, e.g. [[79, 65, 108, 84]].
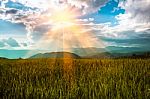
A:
[[30, 52, 81, 59], [0, 46, 150, 59], [29, 51, 150, 59]]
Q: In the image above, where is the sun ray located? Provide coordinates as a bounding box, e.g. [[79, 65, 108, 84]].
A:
[[25, 3, 105, 58]]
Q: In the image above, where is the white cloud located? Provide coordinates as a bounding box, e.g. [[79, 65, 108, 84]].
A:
[[4, 37, 20, 47], [67, 0, 108, 14], [0, 37, 31, 49], [0, 0, 108, 43], [0, 37, 19, 48], [70, 0, 150, 41], [119, 0, 150, 22], [93, 0, 150, 39], [0, 41, 5, 47], [117, 0, 150, 32]]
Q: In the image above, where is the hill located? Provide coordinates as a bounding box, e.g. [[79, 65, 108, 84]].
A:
[[72, 47, 105, 56], [72, 46, 150, 56], [29, 52, 81, 59], [83, 52, 112, 58], [29, 51, 150, 59], [82, 51, 150, 59]]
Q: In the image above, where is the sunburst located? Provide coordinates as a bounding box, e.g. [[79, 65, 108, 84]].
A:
[[38, 6, 103, 51], [26, 3, 104, 58]]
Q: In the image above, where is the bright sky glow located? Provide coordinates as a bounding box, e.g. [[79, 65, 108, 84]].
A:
[[0, 0, 150, 58]]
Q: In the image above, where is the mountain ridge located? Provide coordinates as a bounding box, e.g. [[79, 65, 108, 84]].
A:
[[29, 52, 81, 59]]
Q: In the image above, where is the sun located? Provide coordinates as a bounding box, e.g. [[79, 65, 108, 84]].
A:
[[25, 2, 104, 58], [48, 6, 79, 27], [33, 5, 104, 53], [51, 10, 74, 24]]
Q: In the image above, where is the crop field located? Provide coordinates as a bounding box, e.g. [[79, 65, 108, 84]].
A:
[[0, 58, 150, 99]]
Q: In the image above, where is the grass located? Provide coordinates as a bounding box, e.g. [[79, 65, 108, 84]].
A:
[[0, 58, 150, 99]]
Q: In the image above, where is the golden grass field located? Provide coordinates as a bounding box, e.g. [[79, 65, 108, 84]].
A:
[[0, 58, 150, 99]]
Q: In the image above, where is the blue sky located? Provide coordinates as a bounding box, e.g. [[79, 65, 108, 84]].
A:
[[0, 0, 150, 58]]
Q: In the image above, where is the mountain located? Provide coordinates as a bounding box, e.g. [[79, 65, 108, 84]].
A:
[[82, 52, 150, 59], [30, 52, 81, 59], [1, 46, 150, 59], [106, 46, 145, 53], [72, 47, 106, 56], [72, 46, 150, 56], [83, 52, 112, 58]]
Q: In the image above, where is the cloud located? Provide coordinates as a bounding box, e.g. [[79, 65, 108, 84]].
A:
[[2, 0, 149, 49], [116, 0, 150, 32], [72, 0, 150, 48], [0, 41, 5, 47], [0, 37, 20, 47], [3, 37, 20, 47], [10, 0, 108, 14], [92, 0, 150, 39], [0, 0, 109, 43], [119, 0, 150, 23], [92, 0, 150, 48], [21, 43, 27, 47], [67, 0, 108, 14], [6, 9, 18, 14], [102, 35, 150, 47]]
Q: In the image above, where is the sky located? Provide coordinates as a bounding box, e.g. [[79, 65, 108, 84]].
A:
[[0, 0, 150, 58]]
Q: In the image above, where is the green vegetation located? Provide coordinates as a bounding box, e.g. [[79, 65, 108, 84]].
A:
[[0, 59, 149, 99]]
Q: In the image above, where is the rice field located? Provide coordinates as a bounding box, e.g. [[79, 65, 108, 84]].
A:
[[0, 58, 150, 99]]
